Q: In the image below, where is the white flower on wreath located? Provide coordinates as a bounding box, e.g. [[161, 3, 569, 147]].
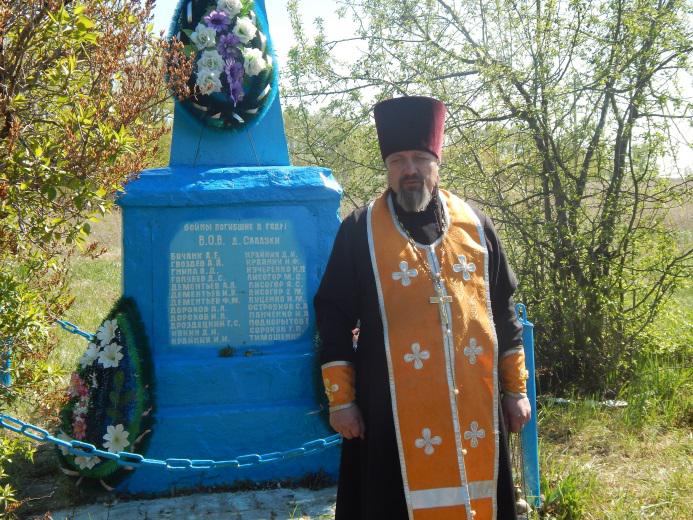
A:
[[242, 47, 268, 77], [233, 16, 257, 44], [198, 49, 225, 73], [74, 455, 100, 470], [103, 424, 130, 453], [57, 432, 71, 456], [98, 342, 123, 369], [196, 68, 223, 95], [73, 395, 89, 416], [190, 22, 217, 50], [79, 342, 100, 368], [96, 319, 118, 345], [217, 0, 242, 18]]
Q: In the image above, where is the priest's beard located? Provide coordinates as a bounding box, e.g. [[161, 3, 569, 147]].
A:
[[396, 177, 433, 212]]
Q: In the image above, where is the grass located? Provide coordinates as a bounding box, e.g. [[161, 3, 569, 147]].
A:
[[5, 210, 693, 519], [538, 400, 692, 519], [8, 213, 124, 422], [49, 211, 123, 373], [619, 353, 692, 429]]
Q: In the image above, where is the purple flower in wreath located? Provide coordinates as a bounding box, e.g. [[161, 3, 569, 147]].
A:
[[204, 10, 231, 32], [230, 80, 244, 105], [217, 32, 241, 60], [225, 59, 245, 105]]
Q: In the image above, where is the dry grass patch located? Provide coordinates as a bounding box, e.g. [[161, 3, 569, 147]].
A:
[[539, 404, 692, 519]]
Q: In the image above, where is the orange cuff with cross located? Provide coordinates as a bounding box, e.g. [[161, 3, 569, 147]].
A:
[[321, 361, 356, 412], [500, 348, 529, 398]]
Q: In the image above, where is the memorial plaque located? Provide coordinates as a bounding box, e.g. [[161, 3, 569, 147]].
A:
[[168, 219, 308, 346]]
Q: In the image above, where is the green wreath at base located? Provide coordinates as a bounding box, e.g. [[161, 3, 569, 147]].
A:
[[57, 297, 154, 487]]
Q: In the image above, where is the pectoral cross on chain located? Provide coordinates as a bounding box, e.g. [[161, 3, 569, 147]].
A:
[[429, 284, 453, 332]]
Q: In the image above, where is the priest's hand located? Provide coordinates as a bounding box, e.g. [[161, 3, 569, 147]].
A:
[[330, 404, 365, 440], [502, 395, 531, 433]]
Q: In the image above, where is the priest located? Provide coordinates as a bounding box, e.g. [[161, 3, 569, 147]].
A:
[[315, 96, 531, 520]]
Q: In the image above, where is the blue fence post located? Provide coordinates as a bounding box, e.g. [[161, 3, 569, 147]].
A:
[[515, 303, 541, 508], [1, 338, 11, 388]]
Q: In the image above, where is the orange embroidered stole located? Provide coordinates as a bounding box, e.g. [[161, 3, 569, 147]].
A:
[[367, 190, 499, 520]]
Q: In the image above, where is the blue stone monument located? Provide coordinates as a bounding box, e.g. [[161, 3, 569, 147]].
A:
[[116, 0, 341, 493]]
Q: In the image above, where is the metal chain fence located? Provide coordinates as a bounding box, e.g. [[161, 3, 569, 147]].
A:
[[0, 413, 341, 470]]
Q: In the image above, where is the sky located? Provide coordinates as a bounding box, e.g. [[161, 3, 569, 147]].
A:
[[152, 0, 353, 68], [152, 0, 691, 176]]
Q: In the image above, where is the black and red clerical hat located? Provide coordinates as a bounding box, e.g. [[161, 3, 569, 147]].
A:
[[373, 96, 446, 161]]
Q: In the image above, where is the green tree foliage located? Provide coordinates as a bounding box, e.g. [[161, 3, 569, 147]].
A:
[[284, 0, 693, 393], [0, 0, 174, 410]]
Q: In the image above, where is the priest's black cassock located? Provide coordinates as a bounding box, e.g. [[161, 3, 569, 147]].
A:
[[314, 190, 521, 519]]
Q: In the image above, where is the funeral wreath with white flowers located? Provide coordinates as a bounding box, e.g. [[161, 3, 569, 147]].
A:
[[170, 0, 277, 130]]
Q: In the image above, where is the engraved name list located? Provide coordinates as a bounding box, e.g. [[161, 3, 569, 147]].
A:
[[168, 220, 308, 346]]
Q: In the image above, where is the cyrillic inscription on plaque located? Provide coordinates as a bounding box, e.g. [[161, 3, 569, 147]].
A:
[[168, 220, 308, 346]]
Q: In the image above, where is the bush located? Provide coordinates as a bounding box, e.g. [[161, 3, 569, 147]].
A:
[[0, 0, 177, 410], [0, 437, 34, 518], [0, 2, 187, 514]]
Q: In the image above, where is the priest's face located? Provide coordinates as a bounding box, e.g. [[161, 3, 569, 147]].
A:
[[385, 150, 440, 212]]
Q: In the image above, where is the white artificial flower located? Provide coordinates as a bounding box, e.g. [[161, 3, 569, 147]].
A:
[[73, 396, 89, 416], [57, 432, 71, 456], [79, 342, 100, 368], [232, 16, 257, 44], [242, 47, 267, 76], [96, 319, 118, 345], [74, 455, 100, 469], [103, 424, 130, 453], [217, 0, 242, 18], [198, 49, 225, 73], [196, 68, 223, 95], [190, 22, 217, 50], [97, 342, 123, 369]]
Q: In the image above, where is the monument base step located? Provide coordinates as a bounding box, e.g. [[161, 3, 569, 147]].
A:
[[48, 486, 337, 519], [117, 401, 339, 493]]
